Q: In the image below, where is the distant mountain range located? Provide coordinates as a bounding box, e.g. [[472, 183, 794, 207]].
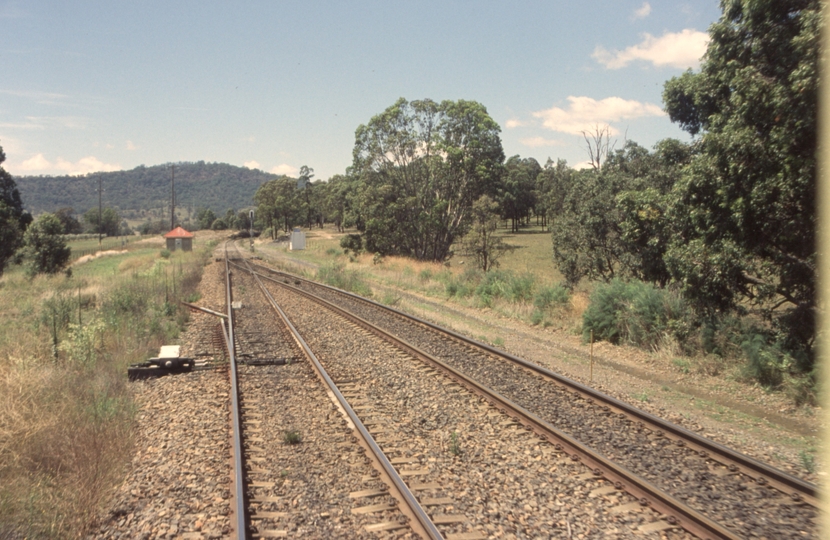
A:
[[14, 161, 278, 219]]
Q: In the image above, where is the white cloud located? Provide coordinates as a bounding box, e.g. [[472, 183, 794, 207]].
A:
[[572, 160, 595, 171], [18, 153, 51, 171], [593, 29, 709, 70], [244, 160, 261, 170], [519, 137, 564, 148], [13, 153, 121, 176], [532, 96, 664, 135], [505, 118, 528, 129], [633, 2, 651, 19], [270, 163, 298, 176], [126, 140, 138, 150]]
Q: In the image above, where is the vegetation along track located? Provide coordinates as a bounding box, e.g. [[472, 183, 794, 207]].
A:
[[235, 250, 817, 539]]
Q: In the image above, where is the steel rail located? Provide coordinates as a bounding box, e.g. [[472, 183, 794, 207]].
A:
[[223, 244, 249, 539], [236, 255, 443, 540], [246, 261, 817, 507], [242, 265, 741, 540]]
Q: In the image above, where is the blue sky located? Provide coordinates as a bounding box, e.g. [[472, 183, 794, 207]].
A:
[[1, 1, 721, 180]]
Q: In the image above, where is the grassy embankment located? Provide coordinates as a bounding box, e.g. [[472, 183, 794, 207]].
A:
[[0, 237, 213, 538], [258, 224, 818, 409]]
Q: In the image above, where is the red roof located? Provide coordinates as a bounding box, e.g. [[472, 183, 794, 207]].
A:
[[163, 226, 194, 238]]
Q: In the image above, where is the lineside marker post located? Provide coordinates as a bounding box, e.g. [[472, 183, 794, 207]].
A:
[[590, 330, 594, 383]]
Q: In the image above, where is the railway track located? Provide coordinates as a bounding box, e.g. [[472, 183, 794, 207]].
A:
[[226, 243, 817, 539], [225, 245, 701, 538], [224, 246, 444, 538]]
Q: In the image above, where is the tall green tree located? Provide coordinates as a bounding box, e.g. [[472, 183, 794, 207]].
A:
[[54, 207, 83, 234], [550, 140, 690, 287], [23, 213, 71, 277], [500, 156, 540, 232], [535, 158, 572, 229], [254, 177, 304, 237], [194, 207, 217, 230], [0, 145, 31, 275], [352, 98, 505, 261], [662, 0, 819, 361], [83, 207, 121, 237], [461, 195, 512, 272]]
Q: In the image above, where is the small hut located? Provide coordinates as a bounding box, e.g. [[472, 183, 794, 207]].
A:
[[164, 226, 194, 252]]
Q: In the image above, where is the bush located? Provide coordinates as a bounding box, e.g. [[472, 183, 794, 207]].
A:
[[582, 279, 691, 349], [316, 263, 372, 297], [475, 270, 534, 303], [740, 334, 791, 388], [340, 234, 363, 256], [533, 284, 570, 310], [160, 249, 171, 259]]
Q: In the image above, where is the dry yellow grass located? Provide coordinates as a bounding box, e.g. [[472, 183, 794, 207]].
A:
[[0, 241, 212, 538]]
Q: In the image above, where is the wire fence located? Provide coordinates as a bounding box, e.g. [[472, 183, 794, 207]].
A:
[[69, 235, 146, 260]]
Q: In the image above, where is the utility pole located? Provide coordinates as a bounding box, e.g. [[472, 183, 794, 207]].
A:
[[98, 174, 102, 245], [170, 164, 175, 231]]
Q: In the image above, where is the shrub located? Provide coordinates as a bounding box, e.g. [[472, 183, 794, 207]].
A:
[[740, 334, 790, 388], [475, 270, 534, 303], [418, 269, 433, 283], [582, 279, 691, 349], [160, 249, 171, 259], [316, 263, 372, 297], [340, 234, 363, 256], [533, 284, 570, 310]]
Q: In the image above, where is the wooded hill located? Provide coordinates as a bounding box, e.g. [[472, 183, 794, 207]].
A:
[[14, 161, 275, 218]]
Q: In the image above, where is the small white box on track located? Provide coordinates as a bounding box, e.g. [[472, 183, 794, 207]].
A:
[[158, 345, 181, 358]]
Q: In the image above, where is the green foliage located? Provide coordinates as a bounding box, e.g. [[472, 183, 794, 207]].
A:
[[22, 213, 71, 277], [283, 430, 302, 445], [418, 269, 433, 283], [15, 161, 275, 217], [194, 207, 217, 230], [449, 431, 461, 456], [316, 263, 372, 297], [211, 218, 227, 231], [254, 176, 305, 237], [500, 156, 540, 232], [340, 234, 363, 256], [533, 284, 570, 310], [460, 195, 513, 271], [54, 207, 83, 234], [159, 249, 171, 259], [59, 318, 106, 368], [739, 335, 792, 388], [582, 279, 691, 349], [662, 0, 819, 370], [351, 97, 505, 261], [0, 145, 30, 276], [551, 140, 687, 287], [475, 270, 534, 304], [83, 207, 121, 237]]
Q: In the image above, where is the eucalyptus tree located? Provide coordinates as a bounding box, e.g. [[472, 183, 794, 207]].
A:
[[254, 176, 303, 238], [500, 156, 540, 232], [0, 145, 30, 275], [662, 0, 819, 361], [351, 98, 505, 261]]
